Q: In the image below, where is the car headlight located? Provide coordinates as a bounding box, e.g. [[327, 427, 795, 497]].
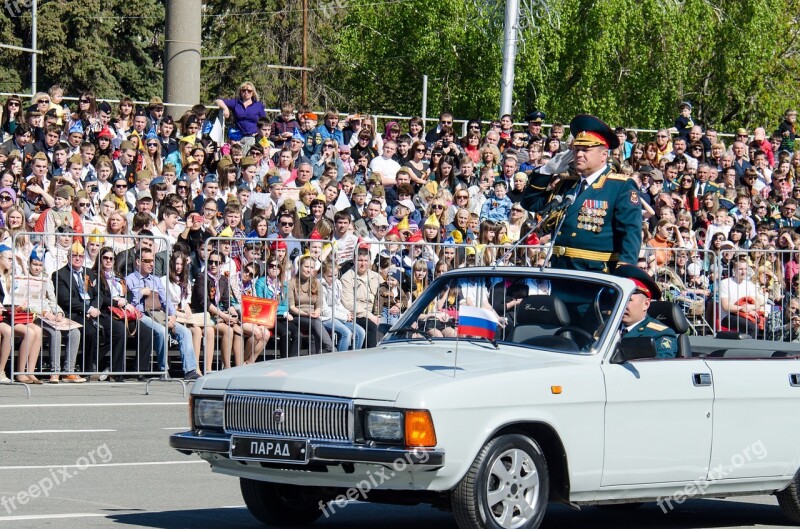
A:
[[193, 398, 224, 430], [365, 410, 404, 442]]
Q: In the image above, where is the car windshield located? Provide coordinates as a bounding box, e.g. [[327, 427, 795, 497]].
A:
[[383, 271, 622, 354]]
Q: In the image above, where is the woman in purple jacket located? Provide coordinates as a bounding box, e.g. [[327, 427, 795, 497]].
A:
[[215, 82, 266, 154]]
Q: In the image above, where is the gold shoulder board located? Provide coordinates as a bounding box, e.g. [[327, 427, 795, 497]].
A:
[[606, 172, 629, 181], [646, 321, 668, 331]]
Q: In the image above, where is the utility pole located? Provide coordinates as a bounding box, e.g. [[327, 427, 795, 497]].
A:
[[164, 0, 202, 116], [302, 0, 308, 107], [499, 0, 520, 117], [31, 0, 37, 94]]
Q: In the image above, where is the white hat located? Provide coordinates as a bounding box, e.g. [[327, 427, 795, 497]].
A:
[[372, 215, 389, 227], [397, 199, 416, 212], [687, 262, 703, 277]]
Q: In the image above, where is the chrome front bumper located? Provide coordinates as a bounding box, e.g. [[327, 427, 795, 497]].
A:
[[170, 431, 445, 468]]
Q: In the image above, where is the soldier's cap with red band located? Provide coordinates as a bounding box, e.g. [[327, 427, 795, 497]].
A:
[[614, 264, 661, 300], [570, 114, 620, 150]]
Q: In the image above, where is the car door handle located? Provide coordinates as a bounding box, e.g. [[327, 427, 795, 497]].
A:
[[693, 373, 712, 386], [790, 374, 800, 387]]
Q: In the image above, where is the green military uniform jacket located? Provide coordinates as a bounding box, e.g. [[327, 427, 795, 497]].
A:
[[521, 166, 642, 272], [623, 314, 678, 358]]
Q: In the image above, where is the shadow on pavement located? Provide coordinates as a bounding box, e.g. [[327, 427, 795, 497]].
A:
[[104, 497, 789, 529]]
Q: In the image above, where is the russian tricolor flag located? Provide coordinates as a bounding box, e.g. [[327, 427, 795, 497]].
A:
[[457, 305, 499, 340]]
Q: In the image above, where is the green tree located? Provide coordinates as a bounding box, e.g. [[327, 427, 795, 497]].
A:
[[201, 0, 341, 108], [331, 0, 503, 118], [332, 0, 800, 132], [0, 0, 164, 99]]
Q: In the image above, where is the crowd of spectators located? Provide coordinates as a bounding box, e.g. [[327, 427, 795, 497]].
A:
[[0, 85, 798, 382]]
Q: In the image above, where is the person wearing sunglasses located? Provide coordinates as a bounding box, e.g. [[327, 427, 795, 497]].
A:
[[126, 246, 200, 380], [1, 96, 23, 138], [310, 139, 344, 181], [191, 249, 244, 369], [424, 111, 454, 144], [214, 82, 266, 153], [72, 189, 96, 223]]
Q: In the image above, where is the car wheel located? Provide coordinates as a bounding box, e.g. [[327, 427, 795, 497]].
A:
[[777, 470, 800, 523], [240, 478, 324, 526], [452, 433, 549, 529]]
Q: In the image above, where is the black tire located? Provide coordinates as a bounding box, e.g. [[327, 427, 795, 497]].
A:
[[452, 433, 549, 529], [777, 471, 800, 523], [240, 478, 324, 527]]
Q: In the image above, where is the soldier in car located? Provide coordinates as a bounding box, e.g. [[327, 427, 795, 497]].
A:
[[615, 264, 678, 358]]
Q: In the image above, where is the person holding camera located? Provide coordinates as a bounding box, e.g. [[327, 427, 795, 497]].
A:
[[650, 219, 685, 267]]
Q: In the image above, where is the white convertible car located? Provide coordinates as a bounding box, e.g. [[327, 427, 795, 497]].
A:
[[171, 267, 800, 529]]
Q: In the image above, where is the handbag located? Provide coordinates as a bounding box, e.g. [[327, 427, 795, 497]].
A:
[[735, 297, 766, 330], [148, 310, 168, 326], [241, 296, 278, 327], [3, 308, 36, 325], [109, 305, 142, 336], [110, 305, 142, 321]]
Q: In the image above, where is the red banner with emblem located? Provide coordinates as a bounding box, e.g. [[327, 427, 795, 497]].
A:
[[241, 296, 278, 327]]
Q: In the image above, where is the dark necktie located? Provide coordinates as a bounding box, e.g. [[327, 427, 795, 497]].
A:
[[577, 179, 588, 197], [74, 270, 85, 296]]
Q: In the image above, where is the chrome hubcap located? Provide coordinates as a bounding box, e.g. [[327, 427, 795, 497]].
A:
[[485, 448, 540, 529]]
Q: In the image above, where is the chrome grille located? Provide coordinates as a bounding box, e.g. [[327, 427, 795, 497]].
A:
[[224, 392, 352, 441]]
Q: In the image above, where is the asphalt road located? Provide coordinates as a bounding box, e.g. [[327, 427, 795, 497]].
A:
[[0, 381, 793, 529]]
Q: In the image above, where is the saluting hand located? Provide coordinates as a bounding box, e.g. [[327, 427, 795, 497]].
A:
[[540, 149, 574, 176]]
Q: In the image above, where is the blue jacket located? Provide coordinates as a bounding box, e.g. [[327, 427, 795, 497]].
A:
[[480, 193, 513, 222]]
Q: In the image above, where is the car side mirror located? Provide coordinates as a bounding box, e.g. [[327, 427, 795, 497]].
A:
[[611, 337, 657, 364], [378, 323, 393, 335]]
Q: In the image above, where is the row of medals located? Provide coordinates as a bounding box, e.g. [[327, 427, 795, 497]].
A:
[[577, 202, 607, 232]]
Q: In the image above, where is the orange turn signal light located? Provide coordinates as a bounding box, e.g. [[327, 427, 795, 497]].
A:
[[405, 410, 437, 447], [551, 385, 562, 394]]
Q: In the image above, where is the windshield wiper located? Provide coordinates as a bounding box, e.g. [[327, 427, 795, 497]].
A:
[[386, 326, 433, 344]]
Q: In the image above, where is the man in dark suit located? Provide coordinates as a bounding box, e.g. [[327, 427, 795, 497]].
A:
[[424, 112, 454, 144], [53, 241, 124, 378]]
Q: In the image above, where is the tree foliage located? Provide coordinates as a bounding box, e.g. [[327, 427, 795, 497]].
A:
[[333, 0, 800, 131], [200, 0, 341, 108], [0, 0, 164, 99]]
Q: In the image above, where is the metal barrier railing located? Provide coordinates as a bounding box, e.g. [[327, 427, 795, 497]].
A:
[[641, 244, 799, 341], [2, 232, 186, 395], [5, 229, 796, 396]]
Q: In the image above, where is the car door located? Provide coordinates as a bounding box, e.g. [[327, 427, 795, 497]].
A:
[[601, 358, 714, 486], [705, 357, 800, 480]]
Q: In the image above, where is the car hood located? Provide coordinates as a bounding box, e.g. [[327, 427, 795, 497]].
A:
[[198, 341, 581, 401]]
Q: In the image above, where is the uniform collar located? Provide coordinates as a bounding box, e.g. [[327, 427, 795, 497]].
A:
[[625, 316, 647, 332], [581, 165, 609, 188]]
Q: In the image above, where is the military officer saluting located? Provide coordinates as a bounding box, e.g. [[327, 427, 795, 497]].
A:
[[614, 264, 678, 358], [521, 114, 642, 272]]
